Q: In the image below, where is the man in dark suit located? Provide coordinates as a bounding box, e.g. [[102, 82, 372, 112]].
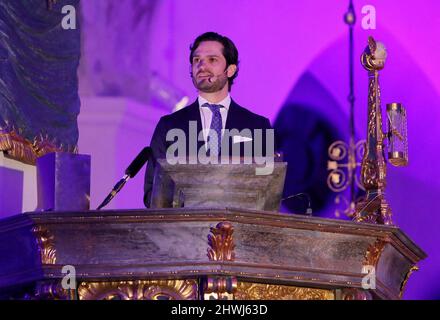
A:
[[144, 32, 274, 207]]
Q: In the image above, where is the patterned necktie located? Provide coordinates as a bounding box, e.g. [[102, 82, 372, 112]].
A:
[[202, 103, 223, 156]]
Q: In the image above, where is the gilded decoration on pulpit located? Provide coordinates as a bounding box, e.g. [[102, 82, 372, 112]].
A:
[[364, 238, 388, 268], [25, 281, 74, 300], [235, 282, 334, 300], [77, 280, 198, 300], [32, 226, 57, 265], [399, 266, 419, 298], [207, 222, 235, 261]]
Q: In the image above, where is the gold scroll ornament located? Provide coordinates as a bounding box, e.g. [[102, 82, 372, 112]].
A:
[[77, 280, 198, 300]]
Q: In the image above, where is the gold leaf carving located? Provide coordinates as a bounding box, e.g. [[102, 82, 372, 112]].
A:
[[235, 282, 334, 300], [0, 129, 75, 165], [32, 225, 56, 265], [364, 238, 387, 268], [399, 265, 419, 298], [77, 279, 198, 300], [0, 130, 37, 165], [26, 281, 74, 300], [207, 222, 235, 261]]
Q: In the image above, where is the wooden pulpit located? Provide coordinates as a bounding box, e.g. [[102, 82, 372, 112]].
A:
[[0, 208, 426, 300]]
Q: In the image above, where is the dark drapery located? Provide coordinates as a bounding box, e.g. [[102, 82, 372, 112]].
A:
[[0, 0, 80, 149]]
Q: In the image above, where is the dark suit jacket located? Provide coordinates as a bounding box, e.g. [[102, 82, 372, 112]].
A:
[[143, 99, 274, 207]]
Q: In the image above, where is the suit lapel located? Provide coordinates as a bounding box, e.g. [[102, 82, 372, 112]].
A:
[[186, 100, 203, 131], [225, 99, 240, 130], [185, 100, 205, 152], [223, 99, 242, 157]]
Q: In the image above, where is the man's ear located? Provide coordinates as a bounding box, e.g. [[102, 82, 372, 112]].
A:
[[227, 64, 237, 78]]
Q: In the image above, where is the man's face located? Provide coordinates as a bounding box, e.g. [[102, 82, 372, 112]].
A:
[[191, 41, 230, 93]]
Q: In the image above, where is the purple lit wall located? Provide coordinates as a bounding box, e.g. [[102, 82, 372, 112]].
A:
[[78, 0, 440, 299]]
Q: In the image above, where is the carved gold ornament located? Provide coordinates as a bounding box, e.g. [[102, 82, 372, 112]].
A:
[[32, 225, 57, 265], [235, 282, 334, 300], [354, 36, 393, 225], [399, 266, 419, 298], [0, 130, 38, 165], [0, 128, 75, 165], [364, 239, 388, 268], [25, 281, 75, 300], [77, 279, 198, 300], [207, 222, 235, 261]]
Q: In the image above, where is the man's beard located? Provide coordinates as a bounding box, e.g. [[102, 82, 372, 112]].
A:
[[193, 73, 228, 93]]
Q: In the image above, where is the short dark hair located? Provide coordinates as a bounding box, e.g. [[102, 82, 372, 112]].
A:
[[189, 32, 239, 90]]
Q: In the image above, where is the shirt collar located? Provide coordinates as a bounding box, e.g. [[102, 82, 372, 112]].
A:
[[198, 94, 231, 110]]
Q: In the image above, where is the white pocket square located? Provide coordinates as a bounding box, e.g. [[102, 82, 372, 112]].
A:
[[232, 135, 253, 144]]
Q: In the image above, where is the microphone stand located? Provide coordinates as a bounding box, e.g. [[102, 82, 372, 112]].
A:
[[96, 174, 130, 210], [96, 146, 152, 210]]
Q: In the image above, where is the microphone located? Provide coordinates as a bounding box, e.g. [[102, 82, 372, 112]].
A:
[[97, 147, 152, 210], [208, 69, 228, 83], [125, 147, 152, 178]]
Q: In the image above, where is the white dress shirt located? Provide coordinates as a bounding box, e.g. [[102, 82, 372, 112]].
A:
[[198, 95, 231, 144]]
